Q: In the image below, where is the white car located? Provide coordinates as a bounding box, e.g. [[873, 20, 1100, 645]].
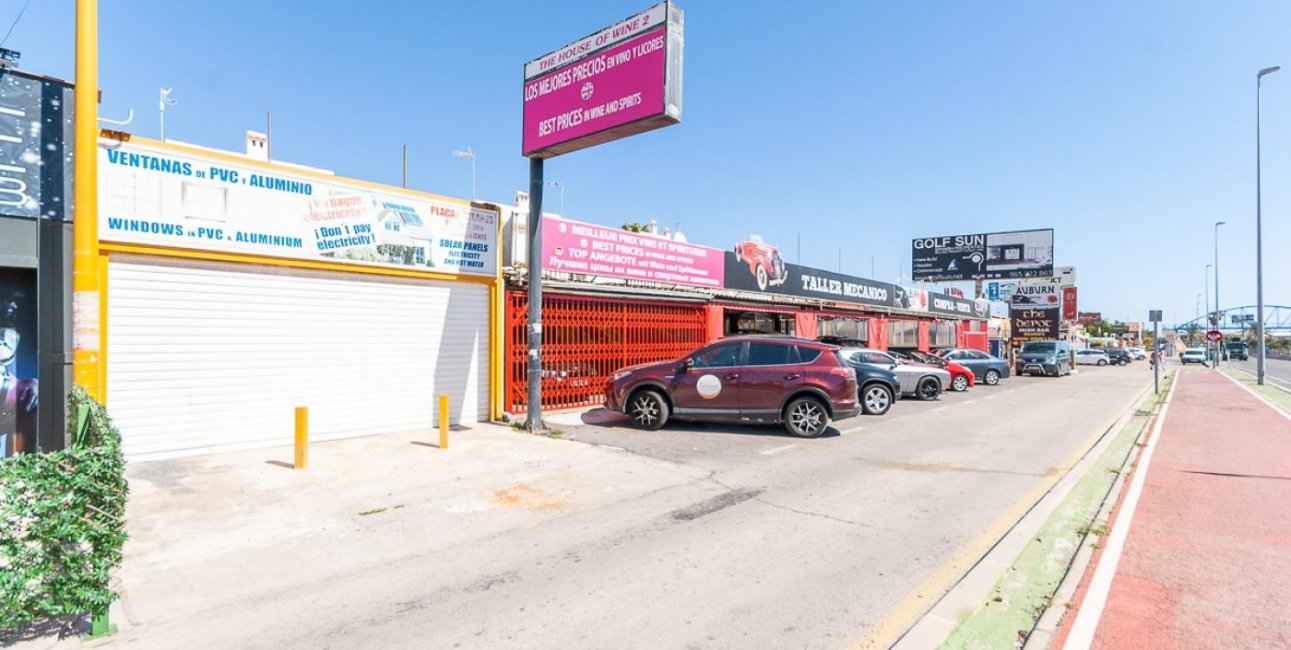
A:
[[840, 347, 949, 401], [1075, 349, 1110, 366], [1180, 348, 1207, 365], [1126, 347, 1147, 360]]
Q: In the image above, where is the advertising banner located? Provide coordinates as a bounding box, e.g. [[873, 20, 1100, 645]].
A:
[[0, 71, 73, 220], [1062, 286, 1078, 321], [723, 235, 899, 309], [928, 291, 986, 319], [1010, 282, 1061, 308], [911, 228, 1054, 282], [542, 215, 723, 288], [98, 142, 498, 277], [522, 2, 683, 158], [1011, 304, 1060, 343], [1, 268, 37, 457], [1077, 311, 1102, 325]]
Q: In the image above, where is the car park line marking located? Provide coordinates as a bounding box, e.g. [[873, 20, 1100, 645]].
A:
[[960, 399, 977, 405], [930, 406, 948, 413], [759, 443, 799, 456], [1221, 371, 1291, 422], [1062, 369, 1180, 649], [853, 380, 1152, 650]]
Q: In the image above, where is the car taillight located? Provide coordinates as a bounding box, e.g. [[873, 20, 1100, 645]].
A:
[[830, 366, 856, 379]]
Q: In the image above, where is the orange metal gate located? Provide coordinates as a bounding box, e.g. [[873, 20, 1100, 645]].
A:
[[507, 291, 708, 412]]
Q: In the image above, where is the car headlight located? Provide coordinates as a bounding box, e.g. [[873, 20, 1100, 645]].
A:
[[611, 369, 633, 382], [1046, 356, 1057, 363]]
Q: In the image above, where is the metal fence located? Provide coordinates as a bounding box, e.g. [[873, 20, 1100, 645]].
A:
[[506, 291, 708, 413]]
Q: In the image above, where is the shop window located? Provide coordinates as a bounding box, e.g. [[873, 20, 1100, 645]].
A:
[[888, 320, 918, 348], [818, 317, 868, 342], [725, 311, 795, 336], [930, 321, 956, 347]]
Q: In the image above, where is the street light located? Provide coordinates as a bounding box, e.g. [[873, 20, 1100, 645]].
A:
[[545, 181, 564, 216], [1214, 220, 1226, 367], [1256, 65, 1279, 385], [451, 147, 476, 200]]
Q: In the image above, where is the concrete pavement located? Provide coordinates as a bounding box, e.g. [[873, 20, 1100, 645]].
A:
[[10, 365, 1152, 649], [1055, 367, 1291, 649]]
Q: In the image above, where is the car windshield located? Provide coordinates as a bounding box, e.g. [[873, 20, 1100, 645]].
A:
[[1022, 342, 1056, 354]]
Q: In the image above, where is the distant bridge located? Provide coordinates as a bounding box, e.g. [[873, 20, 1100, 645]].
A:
[[1174, 305, 1291, 334]]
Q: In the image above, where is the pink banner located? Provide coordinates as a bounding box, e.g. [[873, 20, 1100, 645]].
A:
[[523, 27, 668, 156], [543, 217, 725, 288]]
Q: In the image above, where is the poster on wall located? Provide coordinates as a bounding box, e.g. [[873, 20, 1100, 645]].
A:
[[1, 268, 38, 457], [0, 70, 74, 220], [543, 216, 724, 287], [98, 142, 498, 277]]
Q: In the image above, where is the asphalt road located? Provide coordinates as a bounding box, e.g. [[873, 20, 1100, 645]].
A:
[[71, 364, 1153, 650], [1231, 356, 1291, 390], [315, 366, 1148, 648]]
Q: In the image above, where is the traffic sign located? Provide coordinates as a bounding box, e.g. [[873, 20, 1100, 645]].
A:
[[1205, 330, 1222, 342]]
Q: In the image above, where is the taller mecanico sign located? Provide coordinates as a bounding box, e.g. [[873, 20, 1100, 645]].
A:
[[522, 2, 684, 158]]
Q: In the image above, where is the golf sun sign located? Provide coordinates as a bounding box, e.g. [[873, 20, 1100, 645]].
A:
[[522, 2, 684, 158]]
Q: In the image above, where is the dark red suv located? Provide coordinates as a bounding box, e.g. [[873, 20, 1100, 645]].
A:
[[603, 336, 861, 438]]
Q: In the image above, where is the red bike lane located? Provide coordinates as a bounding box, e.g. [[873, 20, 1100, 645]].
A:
[[1058, 368, 1291, 649]]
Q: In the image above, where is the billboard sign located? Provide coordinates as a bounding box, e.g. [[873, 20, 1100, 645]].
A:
[[1011, 304, 1060, 342], [0, 70, 74, 220], [1077, 311, 1102, 325], [542, 215, 724, 288], [98, 141, 498, 277], [987, 281, 1017, 302], [1009, 282, 1061, 307], [911, 229, 1054, 282], [1231, 313, 1254, 324], [522, 2, 683, 158]]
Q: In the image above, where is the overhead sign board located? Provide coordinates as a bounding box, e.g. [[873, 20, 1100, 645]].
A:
[[543, 215, 723, 288], [1011, 304, 1060, 342], [522, 2, 684, 159], [0, 70, 74, 221], [98, 141, 498, 277], [912, 229, 1054, 282], [1009, 282, 1061, 307]]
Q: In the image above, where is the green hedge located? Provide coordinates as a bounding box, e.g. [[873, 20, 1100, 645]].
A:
[[0, 386, 128, 630]]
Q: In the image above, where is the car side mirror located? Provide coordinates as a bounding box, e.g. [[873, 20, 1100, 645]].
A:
[[680, 358, 694, 372], [889, 364, 897, 371]]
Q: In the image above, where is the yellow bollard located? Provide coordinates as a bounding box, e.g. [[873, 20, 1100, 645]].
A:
[[438, 394, 450, 450], [294, 406, 308, 469]]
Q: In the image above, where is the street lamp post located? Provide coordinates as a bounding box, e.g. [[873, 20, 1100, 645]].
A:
[[1214, 220, 1225, 367], [1256, 65, 1280, 385], [451, 147, 476, 200], [1205, 264, 1212, 360]]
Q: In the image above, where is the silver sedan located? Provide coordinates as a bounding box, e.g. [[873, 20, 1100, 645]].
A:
[[839, 347, 949, 401]]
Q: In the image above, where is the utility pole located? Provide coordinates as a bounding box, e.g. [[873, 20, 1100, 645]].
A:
[[73, 0, 102, 402], [525, 157, 545, 431]]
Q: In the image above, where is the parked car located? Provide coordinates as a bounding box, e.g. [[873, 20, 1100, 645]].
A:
[[1126, 347, 1147, 360], [1016, 340, 1072, 376], [897, 350, 976, 392], [1075, 349, 1111, 366], [934, 348, 1011, 386], [1103, 349, 1132, 365], [1180, 348, 1208, 365], [733, 235, 788, 292], [604, 336, 861, 438], [852, 363, 901, 416], [840, 347, 948, 401]]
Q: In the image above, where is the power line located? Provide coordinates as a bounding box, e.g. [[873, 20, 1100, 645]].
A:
[[0, 0, 33, 47]]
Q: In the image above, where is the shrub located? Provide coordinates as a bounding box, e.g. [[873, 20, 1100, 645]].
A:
[[0, 386, 128, 630]]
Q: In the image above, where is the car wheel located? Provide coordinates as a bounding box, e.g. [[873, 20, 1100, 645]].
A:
[[861, 384, 893, 416], [916, 377, 941, 401], [784, 396, 828, 438], [952, 375, 969, 392], [984, 369, 1001, 386], [755, 264, 769, 291], [1097, 359, 1107, 366], [627, 389, 669, 430]]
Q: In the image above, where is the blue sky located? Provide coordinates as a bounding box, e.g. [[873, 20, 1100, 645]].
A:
[[7, 0, 1289, 327]]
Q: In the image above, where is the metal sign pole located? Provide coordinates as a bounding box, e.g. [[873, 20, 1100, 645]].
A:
[[525, 157, 546, 432], [1154, 321, 1160, 394]]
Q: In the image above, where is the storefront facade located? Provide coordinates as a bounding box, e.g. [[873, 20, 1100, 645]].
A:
[[97, 135, 502, 459]]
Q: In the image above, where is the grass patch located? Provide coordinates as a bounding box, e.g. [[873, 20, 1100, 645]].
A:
[[939, 374, 1173, 649], [1221, 368, 1291, 413], [358, 507, 387, 516]]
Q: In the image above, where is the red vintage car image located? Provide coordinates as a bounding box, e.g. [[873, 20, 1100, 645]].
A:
[[734, 234, 788, 291]]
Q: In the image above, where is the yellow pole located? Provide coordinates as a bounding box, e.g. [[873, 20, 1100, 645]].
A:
[[294, 407, 308, 469], [438, 394, 449, 449], [73, 0, 103, 402]]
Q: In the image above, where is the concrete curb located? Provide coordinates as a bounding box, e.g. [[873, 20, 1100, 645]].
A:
[[891, 377, 1155, 650]]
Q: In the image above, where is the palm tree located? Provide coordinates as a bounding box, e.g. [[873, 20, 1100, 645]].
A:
[[1184, 323, 1201, 346]]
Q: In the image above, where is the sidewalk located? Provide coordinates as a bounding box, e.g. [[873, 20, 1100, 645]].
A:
[[1057, 368, 1291, 649]]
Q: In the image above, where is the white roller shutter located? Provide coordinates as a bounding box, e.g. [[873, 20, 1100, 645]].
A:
[[107, 256, 490, 460]]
